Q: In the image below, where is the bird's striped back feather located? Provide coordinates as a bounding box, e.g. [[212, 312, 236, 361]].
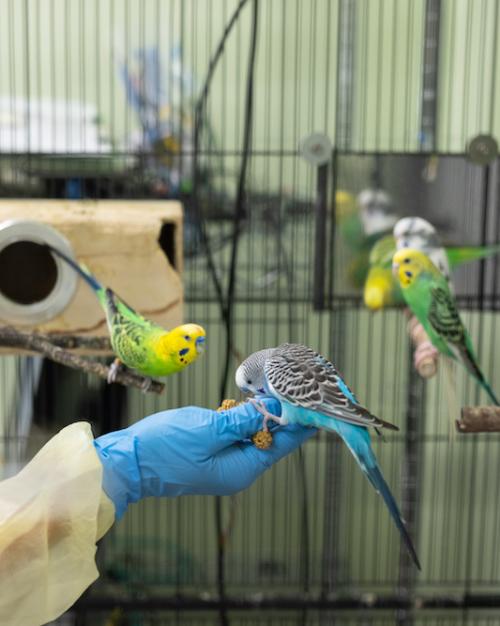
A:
[[265, 343, 398, 431]]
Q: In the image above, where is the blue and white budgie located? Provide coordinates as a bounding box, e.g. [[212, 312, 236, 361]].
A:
[[235, 343, 421, 570]]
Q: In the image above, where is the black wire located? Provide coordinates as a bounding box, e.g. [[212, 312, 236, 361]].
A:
[[190, 2, 304, 623], [270, 201, 311, 622], [191, 0, 251, 316], [214, 496, 228, 626], [215, 5, 259, 626], [218, 0, 259, 401], [190, 2, 258, 625]]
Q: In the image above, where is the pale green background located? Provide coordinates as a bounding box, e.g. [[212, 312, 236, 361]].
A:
[[0, 0, 499, 155], [1, 0, 500, 611]]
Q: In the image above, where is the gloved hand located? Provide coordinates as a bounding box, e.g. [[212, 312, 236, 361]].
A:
[[94, 399, 316, 519]]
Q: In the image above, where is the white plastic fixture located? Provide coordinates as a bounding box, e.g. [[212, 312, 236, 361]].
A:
[[299, 133, 333, 166], [0, 220, 78, 325]]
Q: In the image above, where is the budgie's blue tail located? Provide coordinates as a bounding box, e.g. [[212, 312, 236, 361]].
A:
[[45, 244, 103, 293], [335, 422, 421, 570]]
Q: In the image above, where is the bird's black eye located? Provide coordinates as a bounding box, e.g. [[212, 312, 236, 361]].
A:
[[184, 335, 190, 341], [247, 379, 252, 385], [404, 258, 410, 263]]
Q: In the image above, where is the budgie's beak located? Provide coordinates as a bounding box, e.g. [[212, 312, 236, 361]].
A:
[[195, 336, 206, 354]]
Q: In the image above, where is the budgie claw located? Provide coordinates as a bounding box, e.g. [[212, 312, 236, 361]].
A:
[[140, 377, 153, 393], [414, 340, 439, 369], [249, 398, 288, 432], [107, 358, 122, 384]]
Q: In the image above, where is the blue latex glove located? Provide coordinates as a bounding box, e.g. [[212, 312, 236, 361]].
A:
[[94, 399, 316, 519]]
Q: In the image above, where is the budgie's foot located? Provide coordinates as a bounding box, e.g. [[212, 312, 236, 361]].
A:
[[140, 377, 153, 393], [414, 340, 439, 370], [107, 358, 122, 384], [249, 398, 288, 432]]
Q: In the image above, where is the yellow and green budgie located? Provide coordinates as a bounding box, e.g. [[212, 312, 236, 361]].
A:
[[364, 235, 404, 310], [46, 245, 206, 387], [392, 248, 499, 405], [364, 233, 500, 311]]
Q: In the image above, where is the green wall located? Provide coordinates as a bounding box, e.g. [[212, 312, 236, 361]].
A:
[[1, 0, 499, 158]]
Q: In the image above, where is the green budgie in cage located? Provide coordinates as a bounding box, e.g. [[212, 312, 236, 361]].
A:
[[394, 216, 500, 283], [393, 248, 499, 405], [364, 219, 500, 311]]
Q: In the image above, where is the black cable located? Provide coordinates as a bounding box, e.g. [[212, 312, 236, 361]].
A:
[[271, 161, 310, 626], [191, 0, 251, 315], [219, 0, 259, 401], [215, 6, 259, 626], [296, 447, 310, 626], [190, 2, 258, 626], [214, 495, 228, 626]]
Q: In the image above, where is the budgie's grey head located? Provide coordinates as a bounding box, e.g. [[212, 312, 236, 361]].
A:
[[394, 216, 439, 250], [235, 348, 276, 396]]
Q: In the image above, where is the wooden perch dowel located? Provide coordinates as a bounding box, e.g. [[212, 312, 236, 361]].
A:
[[456, 406, 500, 433], [0, 326, 164, 394], [407, 314, 438, 379], [44, 334, 112, 351]]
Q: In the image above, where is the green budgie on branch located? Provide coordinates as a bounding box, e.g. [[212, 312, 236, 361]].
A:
[[393, 248, 499, 405], [46, 245, 206, 389]]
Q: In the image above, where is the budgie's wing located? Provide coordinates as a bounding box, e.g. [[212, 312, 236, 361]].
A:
[[111, 321, 152, 368], [427, 284, 466, 348], [427, 283, 480, 370], [428, 285, 499, 403], [105, 289, 166, 369], [264, 343, 398, 430]]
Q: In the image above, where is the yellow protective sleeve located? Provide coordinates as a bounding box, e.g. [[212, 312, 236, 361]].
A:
[[0, 422, 115, 626]]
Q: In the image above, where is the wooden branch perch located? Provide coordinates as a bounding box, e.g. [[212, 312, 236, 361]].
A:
[[0, 326, 164, 394], [407, 314, 438, 379], [0, 331, 113, 354], [456, 406, 500, 433], [43, 334, 112, 351]]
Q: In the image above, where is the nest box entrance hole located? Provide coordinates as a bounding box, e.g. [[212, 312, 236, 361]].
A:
[[0, 241, 58, 305], [0, 219, 77, 325], [158, 222, 177, 270]]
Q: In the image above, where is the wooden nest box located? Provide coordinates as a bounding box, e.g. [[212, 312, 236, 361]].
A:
[[0, 200, 183, 354]]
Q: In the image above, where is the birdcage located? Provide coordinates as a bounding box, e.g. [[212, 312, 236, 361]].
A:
[[2, 1, 500, 626]]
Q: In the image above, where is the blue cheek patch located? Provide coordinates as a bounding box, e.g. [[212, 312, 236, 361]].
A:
[[179, 348, 189, 356], [405, 271, 413, 278]]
